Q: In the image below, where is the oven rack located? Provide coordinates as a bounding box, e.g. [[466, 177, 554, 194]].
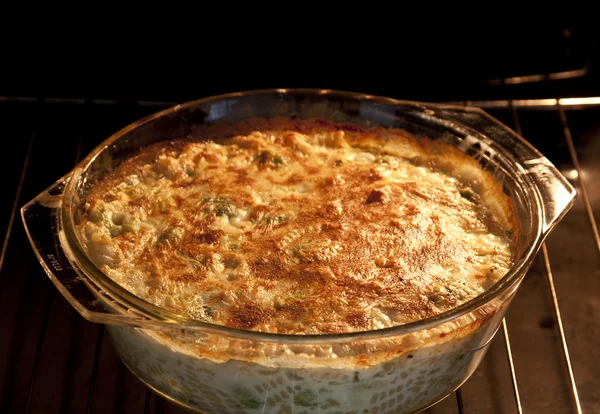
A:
[[0, 94, 597, 413]]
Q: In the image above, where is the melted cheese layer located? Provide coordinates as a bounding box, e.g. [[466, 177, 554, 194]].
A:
[[81, 118, 516, 334]]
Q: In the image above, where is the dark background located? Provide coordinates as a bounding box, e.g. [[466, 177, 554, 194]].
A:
[[2, 20, 598, 103]]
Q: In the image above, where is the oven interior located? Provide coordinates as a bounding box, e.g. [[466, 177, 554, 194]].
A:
[[1, 24, 599, 414]]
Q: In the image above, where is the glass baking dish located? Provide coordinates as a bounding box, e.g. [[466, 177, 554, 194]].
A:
[[21, 89, 575, 414]]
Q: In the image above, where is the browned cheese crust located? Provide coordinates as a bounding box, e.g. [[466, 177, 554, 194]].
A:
[[81, 118, 517, 334]]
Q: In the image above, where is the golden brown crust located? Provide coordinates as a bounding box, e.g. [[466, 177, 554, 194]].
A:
[[82, 117, 516, 334]]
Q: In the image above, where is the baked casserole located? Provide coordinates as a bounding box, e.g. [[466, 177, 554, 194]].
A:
[[77, 116, 517, 413]]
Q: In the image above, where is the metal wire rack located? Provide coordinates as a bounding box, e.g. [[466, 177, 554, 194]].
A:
[[0, 94, 597, 413]]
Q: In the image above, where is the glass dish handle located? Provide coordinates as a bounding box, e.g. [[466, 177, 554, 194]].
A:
[[518, 154, 577, 235], [21, 176, 148, 327], [434, 107, 577, 235]]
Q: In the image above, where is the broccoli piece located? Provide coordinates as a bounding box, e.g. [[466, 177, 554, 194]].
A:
[[232, 385, 262, 409], [294, 389, 318, 408], [203, 197, 235, 218], [255, 150, 284, 168]]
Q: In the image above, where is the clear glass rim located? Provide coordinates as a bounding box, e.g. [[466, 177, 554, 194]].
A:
[[59, 88, 545, 343]]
